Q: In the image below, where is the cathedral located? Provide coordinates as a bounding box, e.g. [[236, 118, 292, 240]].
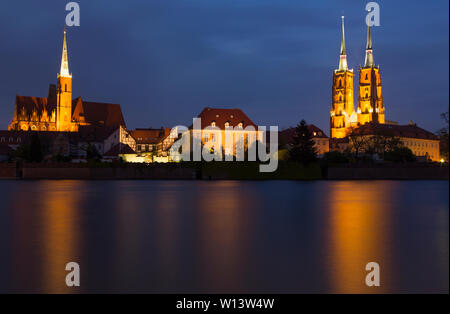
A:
[[330, 17, 385, 139], [8, 31, 126, 132]]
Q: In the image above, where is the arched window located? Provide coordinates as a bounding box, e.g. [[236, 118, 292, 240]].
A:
[[365, 73, 368, 80], [225, 121, 230, 128]]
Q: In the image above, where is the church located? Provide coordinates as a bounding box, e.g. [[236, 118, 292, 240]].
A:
[[8, 30, 126, 132], [329, 17, 440, 161], [330, 17, 385, 139]]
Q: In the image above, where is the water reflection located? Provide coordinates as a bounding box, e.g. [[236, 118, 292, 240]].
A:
[[326, 181, 394, 293], [0, 180, 447, 293], [40, 181, 82, 293], [196, 181, 255, 292]]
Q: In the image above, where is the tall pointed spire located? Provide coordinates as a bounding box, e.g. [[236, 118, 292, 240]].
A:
[[59, 29, 71, 77], [364, 25, 374, 67], [340, 16, 346, 55], [338, 16, 348, 71]]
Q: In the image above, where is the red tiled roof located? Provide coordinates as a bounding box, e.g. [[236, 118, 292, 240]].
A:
[[72, 97, 126, 128], [129, 128, 169, 144], [103, 143, 135, 157], [15, 95, 56, 117], [279, 124, 328, 145], [73, 125, 117, 142], [193, 107, 257, 129], [351, 122, 439, 140]]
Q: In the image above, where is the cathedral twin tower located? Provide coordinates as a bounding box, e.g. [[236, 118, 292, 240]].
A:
[[330, 17, 385, 139]]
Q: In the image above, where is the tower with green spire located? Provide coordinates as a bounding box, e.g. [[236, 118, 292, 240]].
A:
[[357, 25, 385, 125], [331, 16, 356, 139]]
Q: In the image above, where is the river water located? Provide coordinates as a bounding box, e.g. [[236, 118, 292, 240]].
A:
[[0, 180, 448, 293]]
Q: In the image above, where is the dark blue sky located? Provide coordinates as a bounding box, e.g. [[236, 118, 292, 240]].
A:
[[0, 0, 448, 134]]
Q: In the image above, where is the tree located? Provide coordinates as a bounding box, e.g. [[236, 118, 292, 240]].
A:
[[347, 127, 368, 158], [437, 112, 449, 161], [384, 147, 415, 163], [323, 151, 349, 164], [86, 143, 101, 161], [289, 120, 317, 165]]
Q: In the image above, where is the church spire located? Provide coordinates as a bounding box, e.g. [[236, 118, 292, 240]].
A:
[[364, 25, 375, 68], [338, 16, 348, 71], [59, 29, 71, 77]]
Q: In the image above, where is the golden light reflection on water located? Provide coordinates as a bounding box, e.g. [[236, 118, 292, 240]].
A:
[[40, 181, 82, 293], [326, 181, 394, 293], [196, 181, 255, 292]]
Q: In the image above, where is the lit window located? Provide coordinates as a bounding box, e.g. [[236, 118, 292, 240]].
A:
[[211, 122, 216, 127], [225, 122, 230, 128]]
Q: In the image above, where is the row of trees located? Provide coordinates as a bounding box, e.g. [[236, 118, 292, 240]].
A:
[[287, 120, 416, 165]]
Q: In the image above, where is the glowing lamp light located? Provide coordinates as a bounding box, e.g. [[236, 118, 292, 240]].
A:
[[440, 159, 445, 163]]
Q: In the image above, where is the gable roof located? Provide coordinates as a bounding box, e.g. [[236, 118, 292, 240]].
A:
[[15, 95, 56, 117], [194, 107, 257, 129], [72, 97, 126, 128], [129, 128, 170, 144], [279, 124, 329, 146], [351, 122, 439, 140]]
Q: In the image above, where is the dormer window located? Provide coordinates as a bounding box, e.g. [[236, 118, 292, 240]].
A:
[[238, 122, 243, 128], [211, 121, 216, 127], [225, 122, 230, 128]]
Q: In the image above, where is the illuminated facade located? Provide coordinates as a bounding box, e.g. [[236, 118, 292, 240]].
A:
[[357, 26, 385, 125], [330, 20, 385, 139], [9, 31, 77, 132], [191, 108, 263, 159], [8, 31, 125, 133], [330, 17, 357, 139]]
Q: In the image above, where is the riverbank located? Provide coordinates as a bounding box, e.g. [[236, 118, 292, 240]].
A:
[[1, 162, 448, 180]]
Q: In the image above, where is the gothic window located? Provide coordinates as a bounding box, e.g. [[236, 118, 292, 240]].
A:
[[365, 74, 368, 80], [339, 96, 342, 102], [211, 121, 216, 127]]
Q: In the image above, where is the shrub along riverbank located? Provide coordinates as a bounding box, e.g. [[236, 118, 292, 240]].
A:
[[0, 161, 447, 180]]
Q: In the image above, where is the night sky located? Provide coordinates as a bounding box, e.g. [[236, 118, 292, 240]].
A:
[[0, 0, 448, 134]]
